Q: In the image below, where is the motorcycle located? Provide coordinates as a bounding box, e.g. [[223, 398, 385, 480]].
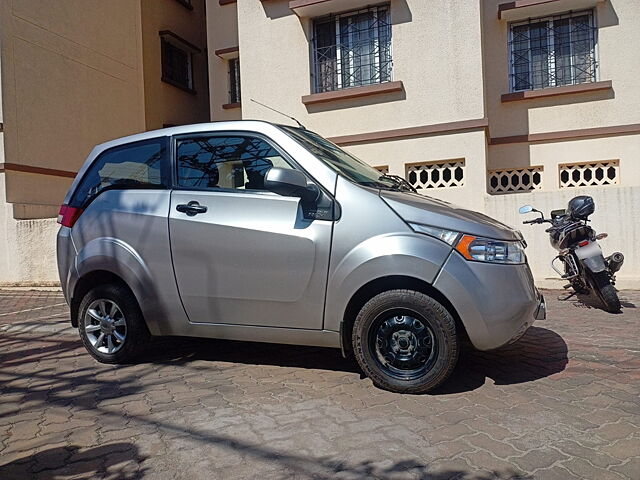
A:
[[519, 195, 623, 313]]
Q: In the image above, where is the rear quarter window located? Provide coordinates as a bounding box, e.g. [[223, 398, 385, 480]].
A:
[[71, 138, 168, 207]]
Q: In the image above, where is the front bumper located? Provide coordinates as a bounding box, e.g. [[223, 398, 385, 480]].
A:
[[534, 294, 546, 321], [433, 251, 541, 351]]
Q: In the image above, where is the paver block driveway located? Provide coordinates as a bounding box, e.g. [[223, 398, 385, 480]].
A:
[[0, 288, 639, 479]]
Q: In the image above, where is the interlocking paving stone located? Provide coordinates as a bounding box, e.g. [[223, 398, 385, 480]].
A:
[[0, 288, 639, 479]]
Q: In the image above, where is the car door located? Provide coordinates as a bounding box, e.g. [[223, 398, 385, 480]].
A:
[[169, 132, 334, 329]]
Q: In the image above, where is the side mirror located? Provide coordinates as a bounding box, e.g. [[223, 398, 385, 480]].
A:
[[264, 167, 319, 202], [518, 205, 534, 214]]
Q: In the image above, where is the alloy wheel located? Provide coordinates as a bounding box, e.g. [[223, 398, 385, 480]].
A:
[[83, 299, 127, 354]]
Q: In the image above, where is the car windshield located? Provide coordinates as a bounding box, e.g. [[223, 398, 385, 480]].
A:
[[279, 126, 405, 191]]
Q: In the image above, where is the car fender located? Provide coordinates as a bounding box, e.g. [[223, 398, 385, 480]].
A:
[[323, 233, 452, 332]]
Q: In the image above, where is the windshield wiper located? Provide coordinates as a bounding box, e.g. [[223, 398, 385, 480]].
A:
[[379, 174, 418, 193]]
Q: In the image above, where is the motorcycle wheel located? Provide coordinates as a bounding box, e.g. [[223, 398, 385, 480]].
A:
[[595, 284, 621, 313]]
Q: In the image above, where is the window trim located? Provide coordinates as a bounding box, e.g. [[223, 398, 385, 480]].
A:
[[311, 4, 393, 94], [171, 132, 300, 194], [159, 31, 201, 94], [507, 9, 598, 93], [228, 57, 241, 105], [69, 137, 171, 209]]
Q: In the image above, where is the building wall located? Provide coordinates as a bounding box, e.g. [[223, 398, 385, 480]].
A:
[[0, 0, 147, 212], [141, 0, 210, 130], [207, 0, 241, 121], [0, 0, 209, 285], [213, 0, 639, 288], [236, 0, 486, 135], [480, 0, 640, 287]]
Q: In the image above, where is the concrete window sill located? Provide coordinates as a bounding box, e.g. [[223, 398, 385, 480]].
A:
[[501, 80, 612, 103], [222, 102, 241, 110], [301, 81, 404, 106]]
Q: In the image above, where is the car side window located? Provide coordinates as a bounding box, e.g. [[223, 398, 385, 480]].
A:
[[71, 138, 167, 207], [176, 135, 294, 191]]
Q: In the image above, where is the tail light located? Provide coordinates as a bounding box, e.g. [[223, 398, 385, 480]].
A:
[[578, 240, 590, 247], [57, 205, 84, 228]]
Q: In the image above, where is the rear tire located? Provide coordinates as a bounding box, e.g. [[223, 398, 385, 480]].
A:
[[78, 283, 151, 363], [352, 289, 459, 394], [595, 283, 621, 313]]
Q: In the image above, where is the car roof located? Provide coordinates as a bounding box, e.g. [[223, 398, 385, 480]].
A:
[[62, 120, 310, 205], [93, 120, 294, 152]]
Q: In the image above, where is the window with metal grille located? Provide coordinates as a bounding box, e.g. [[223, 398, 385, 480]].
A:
[[161, 38, 193, 91], [229, 58, 241, 104], [312, 5, 392, 93], [509, 10, 597, 92]]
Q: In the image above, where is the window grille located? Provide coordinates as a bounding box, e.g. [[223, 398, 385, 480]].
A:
[[559, 160, 619, 188], [161, 38, 193, 91], [229, 58, 241, 104], [509, 10, 597, 92], [312, 5, 392, 93], [406, 160, 465, 190], [488, 166, 543, 194], [374, 165, 389, 174]]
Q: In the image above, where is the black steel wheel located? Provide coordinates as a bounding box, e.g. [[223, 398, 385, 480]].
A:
[[352, 289, 459, 394], [371, 313, 438, 381]]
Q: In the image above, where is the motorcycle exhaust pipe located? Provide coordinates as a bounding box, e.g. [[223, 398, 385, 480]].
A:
[[606, 252, 624, 273]]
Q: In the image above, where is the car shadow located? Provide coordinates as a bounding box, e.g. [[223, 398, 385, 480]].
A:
[[142, 326, 567, 395], [431, 326, 568, 395]]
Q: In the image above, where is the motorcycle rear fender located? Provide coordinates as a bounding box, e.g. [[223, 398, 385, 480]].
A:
[[576, 242, 607, 273], [582, 254, 607, 273]]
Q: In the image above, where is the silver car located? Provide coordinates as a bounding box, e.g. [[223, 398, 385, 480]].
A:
[[57, 121, 545, 394]]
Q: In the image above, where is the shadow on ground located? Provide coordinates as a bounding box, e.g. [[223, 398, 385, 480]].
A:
[[0, 443, 146, 480], [0, 329, 553, 479], [143, 325, 567, 395], [558, 289, 636, 311]]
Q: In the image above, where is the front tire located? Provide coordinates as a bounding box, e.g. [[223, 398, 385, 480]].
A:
[[352, 289, 459, 394], [78, 283, 150, 363]]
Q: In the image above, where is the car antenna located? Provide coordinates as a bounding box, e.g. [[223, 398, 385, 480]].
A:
[[250, 98, 306, 130]]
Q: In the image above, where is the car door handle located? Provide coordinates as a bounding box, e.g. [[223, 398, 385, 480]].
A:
[[176, 201, 208, 216]]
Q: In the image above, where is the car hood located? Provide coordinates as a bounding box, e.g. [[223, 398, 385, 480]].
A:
[[381, 191, 520, 241]]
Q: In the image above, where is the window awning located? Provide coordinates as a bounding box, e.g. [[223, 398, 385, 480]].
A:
[[158, 30, 201, 54], [498, 0, 605, 21], [289, 0, 380, 17]]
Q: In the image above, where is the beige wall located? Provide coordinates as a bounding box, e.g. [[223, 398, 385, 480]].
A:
[[483, 0, 640, 140], [141, 0, 210, 130], [236, 0, 486, 136], [206, 0, 242, 121], [0, 173, 60, 285], [0, 0, 146, 208], [345, 130, 489, 210]]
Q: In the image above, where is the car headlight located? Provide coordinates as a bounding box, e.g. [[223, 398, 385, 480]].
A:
[[409, 223, 526, 264]]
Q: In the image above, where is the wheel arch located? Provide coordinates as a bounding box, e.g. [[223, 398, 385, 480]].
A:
[[70, 270, 134, 327], [339, 275, 467, 357]]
